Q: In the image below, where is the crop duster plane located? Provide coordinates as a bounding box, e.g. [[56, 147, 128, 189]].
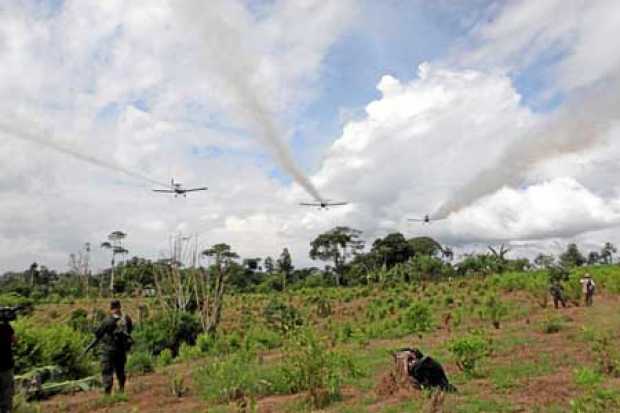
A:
[[300, 199, 348, 210], [408, 214, 445, 224], [152, 178, 207, 198]]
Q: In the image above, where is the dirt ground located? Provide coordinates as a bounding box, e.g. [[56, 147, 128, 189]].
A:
[[40, 293, 620, 413]]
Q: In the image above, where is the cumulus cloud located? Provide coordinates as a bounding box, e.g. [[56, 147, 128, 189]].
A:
[[1, 0, 620, 272], [0, 0, 355, 271]]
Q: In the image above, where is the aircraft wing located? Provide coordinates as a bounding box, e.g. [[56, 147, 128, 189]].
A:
[[300, 203, 321, 206], [327, 202, 348, 206], [408, 218, 424, 222], [183, 187, 208, 192], [153, 189, 175, 193]]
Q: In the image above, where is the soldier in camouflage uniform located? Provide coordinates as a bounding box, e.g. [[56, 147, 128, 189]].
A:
[[0, 315, 16, 413], [549, 280, 567, 309], [85, 300, 133, 394]]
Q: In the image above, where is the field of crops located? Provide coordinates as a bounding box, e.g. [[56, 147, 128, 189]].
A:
[[4, 265, 619, 412]]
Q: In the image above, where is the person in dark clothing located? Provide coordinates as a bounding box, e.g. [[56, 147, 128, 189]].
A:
[[85, 300, 133, 395], [549, 281, 567, 309], [398, 348, 457, 392], [0, 318, 16, 413]]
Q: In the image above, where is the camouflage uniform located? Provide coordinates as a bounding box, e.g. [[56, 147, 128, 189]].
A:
[[0, 370, 13, 413], [92, 314, 133, 394], [0, 322, 15, 413], [549, 283, 567, 309]]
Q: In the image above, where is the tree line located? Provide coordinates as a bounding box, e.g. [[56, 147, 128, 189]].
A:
[[0, 227, 617, 299]]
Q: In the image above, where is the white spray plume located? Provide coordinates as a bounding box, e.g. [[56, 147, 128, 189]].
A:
[[435, 76, 620, 219], [179, 1, 324, 202], [0, 120, 168, 188]]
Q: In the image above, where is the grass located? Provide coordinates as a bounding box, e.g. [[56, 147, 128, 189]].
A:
[[490, 355, 555, 391], [32, 265, 620, 413]]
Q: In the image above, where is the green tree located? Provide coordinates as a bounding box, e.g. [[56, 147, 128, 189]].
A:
[[264, 256, 275, 273], [600, 242, 617, 264], [534, 254, 555, 268], [309, 227, 364, 286], [407, 236, 442, 257], [200, 243, 239, 334], [559, 243, 586, 268], [370, 232, 414, 269], [277, 248, 294, 291], [101, 230, 128, 294], [588, 251, 601, 265]]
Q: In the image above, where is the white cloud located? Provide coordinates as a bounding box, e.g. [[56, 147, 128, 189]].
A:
[[461, 0, 620, 91], [0, 0, 356, 271], [1, 0, 620, 273]]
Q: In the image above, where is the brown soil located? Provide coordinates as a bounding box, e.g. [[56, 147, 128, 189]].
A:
[[39, 292, 620, 413]]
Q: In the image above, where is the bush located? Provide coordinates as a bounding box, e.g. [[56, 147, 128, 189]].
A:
[[279, 329, 361, 409], [126, 351, 154, 375], [591, 332, 619, 376], [541, 315, 568, 334], [448, 333, 489, 377], [68, 308, 91, 334], [133, 312, 201, 356], [401, 302, 433, 334], [570, 388, 620, 413], [13, 318, 92, 378], [483, 295, 508, 329], [262, 299, 304, 334], [157, 349, 174, 367], [194, 351, 277, 403], [178, 343, 202, 362], [244, 326, 282, 351], [573, 367, 602, 388]]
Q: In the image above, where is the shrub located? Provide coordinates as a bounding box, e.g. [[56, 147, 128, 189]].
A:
[[483, 295, 508, 329], [279, 329, 361, 409], [194, 351, 275, 403], [590, 333, 619, 376], [126, 351, 154, 375], [168, 371, 189, 398], [243, 326, 282, 351], [133, 312, 201, 356], [157, 349, 174, 367], [68, 308, 91, 334], [0, 293, 34, 308], [448, 333, 489, 377], [573, 367, 602, 388], [541, 316, 567, 334], [401, 302, 433, 334], [262, 299, 303, 334], [178, 343, 202, 362], [570, 388, 620, 413], [13, 318, 92, 378]]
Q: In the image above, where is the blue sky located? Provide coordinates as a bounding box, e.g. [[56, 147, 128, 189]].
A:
[[288, 0, 562, 175]]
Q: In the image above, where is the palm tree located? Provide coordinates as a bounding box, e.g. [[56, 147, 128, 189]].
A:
[[101, 231, 128, 294]]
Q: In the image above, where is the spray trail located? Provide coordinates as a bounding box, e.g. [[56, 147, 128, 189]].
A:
[[180, 1, 324, 202], [0, 121, 168, 188], [434, 76, 620, 219]]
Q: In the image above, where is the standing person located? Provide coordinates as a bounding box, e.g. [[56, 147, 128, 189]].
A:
[[84, 300, 133, 395], [580, 274, 596, 307], [0, 310, 16, 413], [549, 280, 567, 309]]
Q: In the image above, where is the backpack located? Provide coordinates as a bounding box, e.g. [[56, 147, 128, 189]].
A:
[[112, 315, 134, 352]]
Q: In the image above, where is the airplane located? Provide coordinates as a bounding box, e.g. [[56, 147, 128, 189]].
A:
[[152, 178, 208, 198], [300, 200, 348, 210], [408, 214, 445, 224]]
